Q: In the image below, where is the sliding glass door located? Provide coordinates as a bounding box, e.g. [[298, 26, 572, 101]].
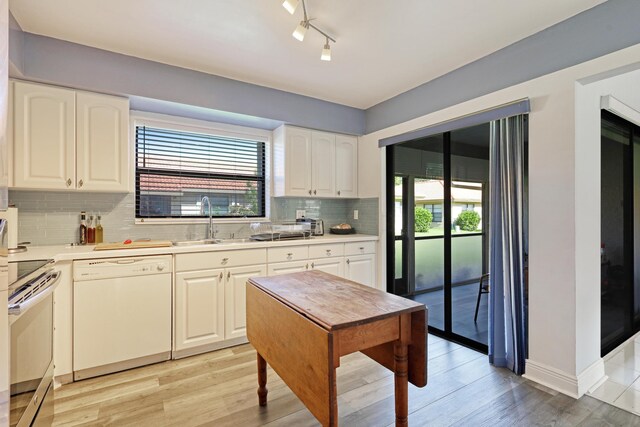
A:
[[387, 124, 489, 350], [601, 110, 640, 356]]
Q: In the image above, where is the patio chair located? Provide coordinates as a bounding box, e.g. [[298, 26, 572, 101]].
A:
[[474, 273, 490, 322]]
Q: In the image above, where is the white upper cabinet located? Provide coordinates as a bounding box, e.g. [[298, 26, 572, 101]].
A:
[[12, 81, 129, 192], [273, 125, 358, 198], [76, 92, 129, 191], [13, 82, 76, 189], [335, 134, 358, 198], [311, 131, 336, 197]]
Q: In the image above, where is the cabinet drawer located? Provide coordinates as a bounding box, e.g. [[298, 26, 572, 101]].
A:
[[176, 248, 267, 272], [308, 243, 344, 259], [344, 241, 376, 256], [267, 246, 309, 263]]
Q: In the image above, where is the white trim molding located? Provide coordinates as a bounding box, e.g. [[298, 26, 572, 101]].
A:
[[524, 358, 605, 398], [600, 95, 640, 128]]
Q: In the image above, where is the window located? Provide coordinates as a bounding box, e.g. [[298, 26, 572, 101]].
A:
[[135, 124, 266, 219], [422, 203, 443, 223]]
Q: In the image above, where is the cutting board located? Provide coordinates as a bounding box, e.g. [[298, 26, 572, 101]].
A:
[[93, 240, 174, 251]]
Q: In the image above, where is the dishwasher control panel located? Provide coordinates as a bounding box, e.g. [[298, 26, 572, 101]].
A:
[[73, 255, 173, 281]]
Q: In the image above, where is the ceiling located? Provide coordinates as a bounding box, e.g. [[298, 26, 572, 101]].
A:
[[10, 0, 605, 109]]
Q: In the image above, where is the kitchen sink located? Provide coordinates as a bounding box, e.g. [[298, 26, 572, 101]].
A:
[[172, 239, 220, 246], [217, 238, 255, 244]]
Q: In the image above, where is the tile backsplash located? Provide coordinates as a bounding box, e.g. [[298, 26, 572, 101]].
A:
[[9, 190, 378, 246]]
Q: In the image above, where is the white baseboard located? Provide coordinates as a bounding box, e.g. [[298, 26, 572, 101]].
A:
[[524, 358, 605, 398]]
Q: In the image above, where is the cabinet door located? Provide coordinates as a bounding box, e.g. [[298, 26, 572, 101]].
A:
[[335, 134, 358, 198], [311, 131, 336, 197], [14, 82, 75, 189], [76, 92, 129, 192], [267, 261, 309, 276], [285, 127, 312, 196], [345, 254, 376, 287], [175, 269, 225, 351], [225, 264, 267, 340], [310, 257, 344, 278]]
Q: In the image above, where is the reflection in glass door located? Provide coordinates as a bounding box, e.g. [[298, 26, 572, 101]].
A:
[[387, 124, 490, 351]]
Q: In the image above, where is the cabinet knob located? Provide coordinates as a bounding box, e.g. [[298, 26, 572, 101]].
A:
[[227, 271, 231, 280], [346, 259, 350, 265], [306, 263, 309, 270], [311, 262, 315, 268], [326, 249, 331, 256], [66, 178, 72, 187], [78, 179, 84, 188], [313, 190, 317, 195], [222, 257, 229, 264], [308, 190, 312, 195], [337, 190, 341, 196], [219, 272, 223, 280], [359, 247, 364, 250]]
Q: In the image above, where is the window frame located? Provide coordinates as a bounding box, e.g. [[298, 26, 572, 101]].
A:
[[131, 112, 272, 224]]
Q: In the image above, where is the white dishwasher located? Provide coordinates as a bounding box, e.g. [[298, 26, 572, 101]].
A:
[[73, 255, 172, 380]]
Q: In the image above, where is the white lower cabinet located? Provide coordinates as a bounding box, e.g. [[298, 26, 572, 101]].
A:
[[174, 269, 225, 351], [267, 260, 309, 276], [224, 264, 267, 340], [309, 257, 344, 277], [345, 254, 376, 287]]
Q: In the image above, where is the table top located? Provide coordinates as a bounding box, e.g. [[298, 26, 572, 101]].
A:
[[247, 270, 425, 331]]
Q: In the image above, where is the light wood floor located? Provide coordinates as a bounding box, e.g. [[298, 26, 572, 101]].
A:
[[43, 335, 639, 426]]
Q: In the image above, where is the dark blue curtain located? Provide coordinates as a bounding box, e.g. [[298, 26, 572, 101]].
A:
[[489, 115, 527, 374]]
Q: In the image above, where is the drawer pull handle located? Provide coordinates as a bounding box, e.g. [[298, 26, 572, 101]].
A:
[[78, 179, 84, 188], [311, 262, 315, 268], [359, 247, 364, 250], [222, 257, 229, 263], [337, 190, 341, 196], [66, 178, 72, 187], [314, 190, 317, 195], [306, 263, 309, 269], [308, 190, 312, 195], [346, 259, 350, 265], [219, 272, 223, 280], [227, 271, 231, 280], [326, 249, 331, 255]]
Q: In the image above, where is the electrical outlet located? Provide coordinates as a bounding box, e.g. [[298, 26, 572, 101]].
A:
[[296, 210, 306, 219], [353, 210, 359, 220]]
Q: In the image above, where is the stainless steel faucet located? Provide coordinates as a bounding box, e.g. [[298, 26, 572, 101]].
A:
[[200, 196, 216, 240]]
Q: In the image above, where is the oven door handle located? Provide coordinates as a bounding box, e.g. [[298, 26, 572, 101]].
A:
[[8, 271, 61, 322]]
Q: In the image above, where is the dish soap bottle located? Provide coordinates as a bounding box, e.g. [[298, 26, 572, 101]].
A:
[[87, 214, 95, 244], [96, 214, 104, 244], [79, 211, 87, 245]]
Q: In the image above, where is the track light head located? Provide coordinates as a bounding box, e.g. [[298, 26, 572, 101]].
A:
[[282, 0, 299, 15], [321, 40, 331, 61], [293, 20, 309, 41]]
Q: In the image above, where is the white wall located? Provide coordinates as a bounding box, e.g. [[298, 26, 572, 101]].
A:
[[359, 42, 640, 398]]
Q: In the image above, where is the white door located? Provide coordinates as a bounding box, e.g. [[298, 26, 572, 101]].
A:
[[285, 127, 312, 196], [13, 82, 75, 189], [345, 254, 376, 287], [76, 92, 129, 192], [310, 258, 344, 278], [175, 269, 225, 351], [311, 131, 336, 197], [224, 264, 267, 340], [267, 261, 309, 276], [335, 134, 358, 198], [73, 274, 172, 371]]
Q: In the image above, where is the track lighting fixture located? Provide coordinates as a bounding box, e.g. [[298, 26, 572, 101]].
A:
[[284, 0, 336, 61], [293, 20, 309, 41], [282, 0, 299, 14], [321, 38, 331, 61]]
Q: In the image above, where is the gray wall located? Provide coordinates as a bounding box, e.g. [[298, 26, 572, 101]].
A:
[[8, 190, 378, 245], [10, 32, 364, 135], [365, 0, 640, 133]]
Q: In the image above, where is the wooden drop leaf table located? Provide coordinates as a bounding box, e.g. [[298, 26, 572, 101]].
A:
[[246, 270, 427, 426]]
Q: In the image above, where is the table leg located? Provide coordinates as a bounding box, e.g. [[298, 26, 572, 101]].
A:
[[257, 353, 268, 406], [394, 341, 408, 426]]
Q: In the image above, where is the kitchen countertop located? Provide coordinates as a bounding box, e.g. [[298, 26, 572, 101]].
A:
[[9, 234, 379, 262]]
